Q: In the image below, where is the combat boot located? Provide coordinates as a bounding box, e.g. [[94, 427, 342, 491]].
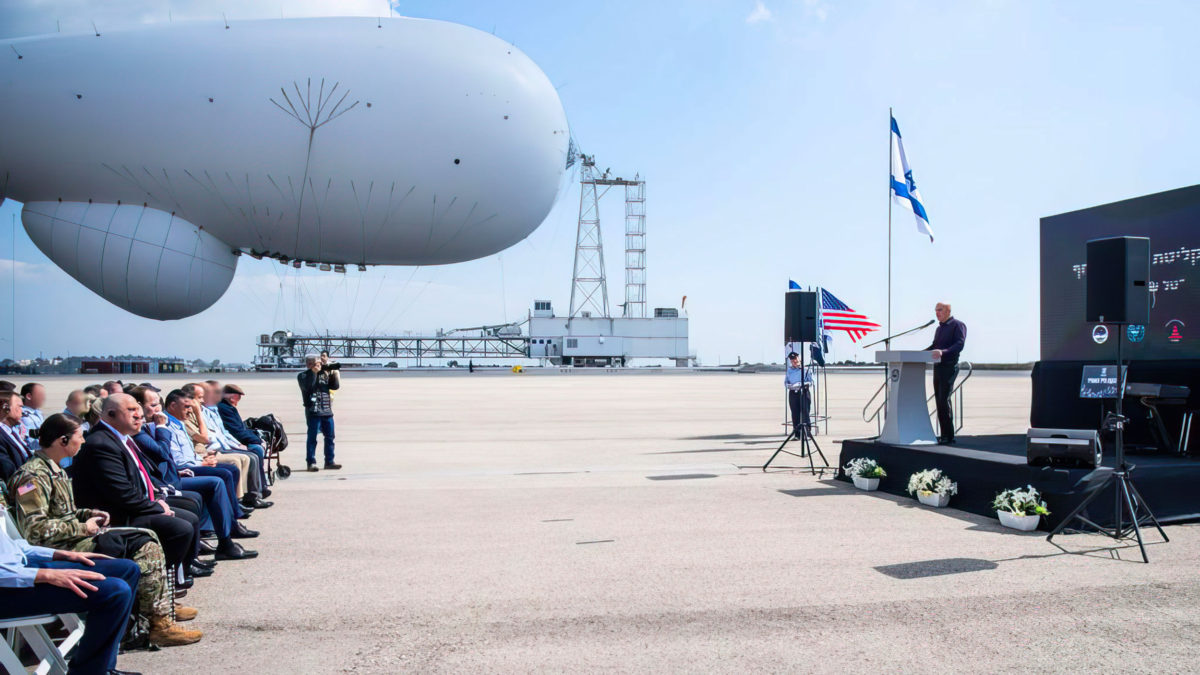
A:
[[149, 616, 203, 646], [174, 604, 199, 621]]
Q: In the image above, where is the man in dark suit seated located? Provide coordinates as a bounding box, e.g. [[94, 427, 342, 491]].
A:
[[69, 394, 203, 582], [216, 383, 266, 457], [1, 391, 32, 481], [130, 386, 257, 562]]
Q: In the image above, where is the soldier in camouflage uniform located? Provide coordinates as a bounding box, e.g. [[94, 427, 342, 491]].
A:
[[7, 413, 202, 647]]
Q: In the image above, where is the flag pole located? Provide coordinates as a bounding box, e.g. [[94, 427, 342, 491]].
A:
[[886, 107, 893, 350]]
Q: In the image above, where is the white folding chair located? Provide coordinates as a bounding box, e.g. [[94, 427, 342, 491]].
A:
[[2, 509, 84, 675], [0, 614, 69, 675]]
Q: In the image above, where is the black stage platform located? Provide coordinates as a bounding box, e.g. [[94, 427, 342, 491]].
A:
[[838, 435, 1200, 530]]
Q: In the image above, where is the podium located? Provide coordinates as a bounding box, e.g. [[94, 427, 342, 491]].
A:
[[875, 350, 938, 445]]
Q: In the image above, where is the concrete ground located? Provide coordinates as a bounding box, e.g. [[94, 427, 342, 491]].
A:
[[29, 371, 1200, 673]]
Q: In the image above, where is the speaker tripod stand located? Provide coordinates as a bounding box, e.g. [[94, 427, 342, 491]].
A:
[[762, 413, 830, 475], [1046, 326, 1169, 563]]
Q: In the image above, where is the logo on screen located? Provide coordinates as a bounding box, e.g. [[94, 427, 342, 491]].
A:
[[1127, 325, 1145, 343], [1166, 319, 1185, 343], [1092, 325, 1109, 345]]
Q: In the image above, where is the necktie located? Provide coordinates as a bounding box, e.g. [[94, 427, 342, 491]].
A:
[[124, 438, 156, 500]]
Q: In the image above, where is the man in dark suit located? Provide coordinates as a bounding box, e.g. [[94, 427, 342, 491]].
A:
[[131, 386, 257, 562], [0, 391, 31, 480], [69, 393, 201, 575], [217, 384, 263, 449]]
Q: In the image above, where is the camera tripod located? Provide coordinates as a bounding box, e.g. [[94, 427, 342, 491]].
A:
[[1046, 326, 1169, 563]]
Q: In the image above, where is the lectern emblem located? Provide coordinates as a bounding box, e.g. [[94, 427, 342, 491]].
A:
[[1091, 325, 1109, 345], [891, 368, 900, 382]]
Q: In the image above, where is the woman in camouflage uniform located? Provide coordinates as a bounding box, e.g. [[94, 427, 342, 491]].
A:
[[7, 413, 202, 647]]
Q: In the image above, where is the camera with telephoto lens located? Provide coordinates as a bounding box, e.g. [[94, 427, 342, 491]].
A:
[[321, 362, 341, 371]]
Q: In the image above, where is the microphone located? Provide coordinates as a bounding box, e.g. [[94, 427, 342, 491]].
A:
[[922, 319, 936, 328]]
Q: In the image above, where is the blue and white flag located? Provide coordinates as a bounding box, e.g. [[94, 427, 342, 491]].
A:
[[890, 115, 934, 242]]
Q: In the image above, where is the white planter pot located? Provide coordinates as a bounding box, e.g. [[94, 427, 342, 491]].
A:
[[997, 511, 1040, 531], [918, 491, 950, 508], [852, 476, 880, 491]]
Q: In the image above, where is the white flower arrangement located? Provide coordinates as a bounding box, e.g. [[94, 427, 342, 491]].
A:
[[906, 469, 958, 497], [843, 457, 886, 479], [992, 485, 1050, 517]]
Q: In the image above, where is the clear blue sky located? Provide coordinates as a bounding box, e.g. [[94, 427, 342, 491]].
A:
[[1, 0, 1197, 365]]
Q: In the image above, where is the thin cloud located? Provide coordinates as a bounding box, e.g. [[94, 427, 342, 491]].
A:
[[802, 0, 829, 22], [746, 1, 773, 24]]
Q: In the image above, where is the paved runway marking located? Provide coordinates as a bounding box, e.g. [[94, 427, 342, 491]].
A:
[[646, 473, 718, 481], [542, 518, 574, 522], [576, 539, 614, 545]]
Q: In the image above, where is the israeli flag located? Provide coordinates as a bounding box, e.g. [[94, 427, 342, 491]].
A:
[[890, 115, 934, 242]]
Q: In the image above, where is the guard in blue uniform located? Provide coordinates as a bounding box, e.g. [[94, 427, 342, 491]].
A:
[[784, 350, 813, 437]]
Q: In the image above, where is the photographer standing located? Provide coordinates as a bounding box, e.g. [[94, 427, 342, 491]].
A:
[[298, 353, 341, 472]]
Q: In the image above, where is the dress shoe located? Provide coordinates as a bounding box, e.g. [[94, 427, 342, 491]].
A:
[[323, 462, 342, 470], [191, 558, 217, 570], [173, 588, 188, 599], [250, 498, 273, 509], [187, 563, 214, 578], [173, 604, 198, 622], [307, 463, 319, 472], [260, 487, 272, 498], [175, 577, 194, 591], [149, 616, 202, 646], [241, 493, 260, 508], [215, 541, 259, 561], [231, 523, 259, 539], [108, 670, 143, 675], [198, 540, 218, 555], [940, 437, 957, 445]]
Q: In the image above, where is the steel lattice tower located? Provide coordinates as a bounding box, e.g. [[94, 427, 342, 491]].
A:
[[569, 156, 610, 318], [569, 155, 646, 319]]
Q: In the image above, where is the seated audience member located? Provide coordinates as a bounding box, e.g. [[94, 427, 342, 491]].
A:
[[217, 383, 262, 448], [8, 413, 202, 646], [131, 387, 257, 561], [1, 391, 31, 480], [161, 390, 248, 504], [64, 389, 88, 418], [202, 381, 271, 499], [82, 394, 102, 432], [179, 384, 267, 508], [21, 382, 46, 455], [68, 395, 203, 582], [0, 485, 142, 675], [83, 383, 104, 399], [103, 381, 124, 397], [0, 381, 14, 391]]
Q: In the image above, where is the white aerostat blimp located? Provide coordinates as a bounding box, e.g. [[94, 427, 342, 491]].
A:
[[0, 17, 571, 319]]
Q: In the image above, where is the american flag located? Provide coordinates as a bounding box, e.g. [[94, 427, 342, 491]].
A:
[[820, 288, 881, 343]]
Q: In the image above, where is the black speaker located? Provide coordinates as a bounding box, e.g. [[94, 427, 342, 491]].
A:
[[1085, 236, 1150, 324], [784, 291, 818, 342], [1027, 428, 1102, 468]]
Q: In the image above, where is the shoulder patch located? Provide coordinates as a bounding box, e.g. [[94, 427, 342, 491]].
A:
[[16, 480, 36, 496]]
